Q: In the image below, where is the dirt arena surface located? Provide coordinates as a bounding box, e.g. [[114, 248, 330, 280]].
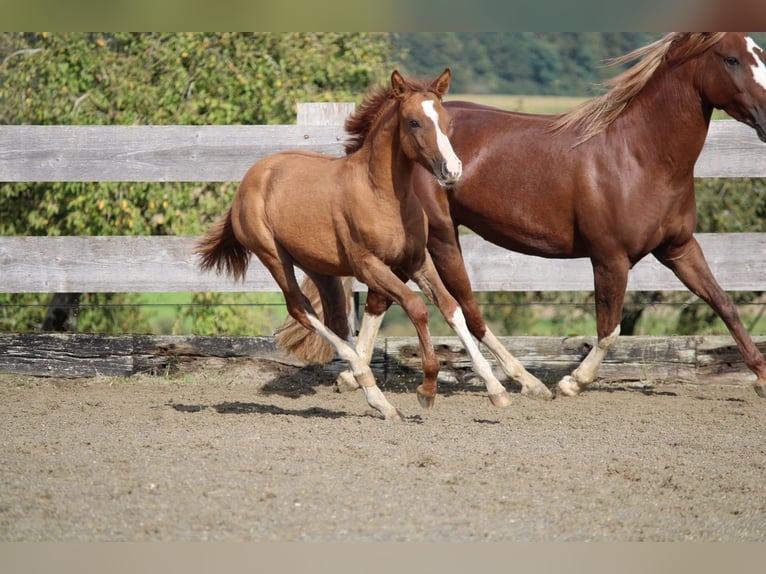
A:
[[1, 356, 765, 542]]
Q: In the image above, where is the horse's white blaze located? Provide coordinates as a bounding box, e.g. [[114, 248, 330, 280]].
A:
[[422, 100, 462, 178], [746, 36, 766, 90]]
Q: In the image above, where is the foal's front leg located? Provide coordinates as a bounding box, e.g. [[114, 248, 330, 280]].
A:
[[410, 252, 512, 407], [356, 257, 442, 409]]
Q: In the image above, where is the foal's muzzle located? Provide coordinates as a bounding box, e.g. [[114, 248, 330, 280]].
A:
[[434, 157, 463, 187]]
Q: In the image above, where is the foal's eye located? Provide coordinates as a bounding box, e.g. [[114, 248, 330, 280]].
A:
[[724, 56, 740, 67], [409, 120, 421, 128]]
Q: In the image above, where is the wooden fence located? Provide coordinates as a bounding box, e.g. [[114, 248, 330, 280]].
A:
[[1, 103, 765, 383]]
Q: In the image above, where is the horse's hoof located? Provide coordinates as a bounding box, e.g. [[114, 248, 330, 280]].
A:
[[754, 383, 766, 398], [416, 389, 436, 410], [557, 375, 581, 397], [334, 370, 359, 393], [521, 383, 553, 401], [488, 390, 512, 408]]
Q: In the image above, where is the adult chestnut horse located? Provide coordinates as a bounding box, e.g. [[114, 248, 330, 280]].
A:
[[283, 32, 766, 401], [197, 69, 514, 421], [420, 32, 766, 399]]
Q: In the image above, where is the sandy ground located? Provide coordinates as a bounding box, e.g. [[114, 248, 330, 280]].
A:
[[1, 356, 765, 542]]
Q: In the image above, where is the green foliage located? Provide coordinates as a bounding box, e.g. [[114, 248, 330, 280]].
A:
[[0, 32, 398, 334], [395, 32, 661, 95], [395, 32, 766, 96]]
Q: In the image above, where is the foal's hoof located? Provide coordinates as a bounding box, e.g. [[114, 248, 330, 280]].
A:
[[488, 390, 512, 408], [335, 370, 359, 393], [385, 408, 405, 422], [754, 383, 766, 398], [557, 375, 581, 397], [416, 386, 436, 410]]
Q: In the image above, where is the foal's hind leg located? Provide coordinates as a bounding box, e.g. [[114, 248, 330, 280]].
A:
[[656, 238, 766, 397], [306, 272, 351, 342], [247, 241, 403, 420], [335, 290, 390, 393]]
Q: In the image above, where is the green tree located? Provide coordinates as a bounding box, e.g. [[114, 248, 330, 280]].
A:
[[0, 32, 398, 334]]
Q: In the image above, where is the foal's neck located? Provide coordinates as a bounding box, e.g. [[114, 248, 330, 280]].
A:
[[361, 102, 416, 197]]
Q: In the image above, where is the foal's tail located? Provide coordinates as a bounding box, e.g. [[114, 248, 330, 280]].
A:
[[274, 276, 355, 364], [195, 207, 251, 281]]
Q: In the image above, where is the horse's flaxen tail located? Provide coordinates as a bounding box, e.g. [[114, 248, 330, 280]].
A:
[[274, 276, 355, 364], [195, 207, 251, 281]]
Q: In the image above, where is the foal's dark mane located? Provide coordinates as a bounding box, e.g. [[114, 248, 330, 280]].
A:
[[552, 32, 728, 144], [344, 77, 436, 155]]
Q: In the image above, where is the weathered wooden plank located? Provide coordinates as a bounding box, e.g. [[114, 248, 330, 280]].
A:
[[382, 335, 703, 385], [0, 120, 763, 183], [454, 232, 766, 292], [695, 121, 766, 178], [0, 124, 348, 182], [296, 102, 356, 126], [1, 333, 763, 385], [1, 233, 764, 293], [0, 236, 306, 293], [0, 332, 134, 377]]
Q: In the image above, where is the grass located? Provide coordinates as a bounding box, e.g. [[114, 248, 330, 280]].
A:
[[447, 93, 587, 114]]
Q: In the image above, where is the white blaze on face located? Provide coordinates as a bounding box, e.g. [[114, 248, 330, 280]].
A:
[[421, 100, 462, 179], [745, 36, 766, 90]]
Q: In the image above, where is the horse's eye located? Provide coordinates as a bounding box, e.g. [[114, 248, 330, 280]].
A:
[[409, 120, 421, 129], [724, 56, 740, 67]]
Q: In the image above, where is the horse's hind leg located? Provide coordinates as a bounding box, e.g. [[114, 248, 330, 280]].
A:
[[410, 252, 512, 407], [656, 238, 766, 397]]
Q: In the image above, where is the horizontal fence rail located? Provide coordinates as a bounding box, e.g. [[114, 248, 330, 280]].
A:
[[1, 118, 764, 182], [1, 233, 764, 293], [0, 110, 765, 295]]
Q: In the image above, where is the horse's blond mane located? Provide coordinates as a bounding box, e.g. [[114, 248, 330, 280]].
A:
[[551, 32, 728, 144], [343, 76, 435, 155]]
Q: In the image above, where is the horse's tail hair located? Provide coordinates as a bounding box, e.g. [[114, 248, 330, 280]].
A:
[[275, 276, 355, 364], [195, 208, 250, 281]]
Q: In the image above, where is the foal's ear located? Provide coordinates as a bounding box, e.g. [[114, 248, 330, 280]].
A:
[[431, 68, 451, 99], [391, 70, 408, 99]]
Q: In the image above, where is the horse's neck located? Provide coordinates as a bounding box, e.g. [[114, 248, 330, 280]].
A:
[[621, 61, 712, 167]]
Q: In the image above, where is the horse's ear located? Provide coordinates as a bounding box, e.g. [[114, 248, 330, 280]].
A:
[[391, 70, 408, 99], [431, 68, 451, 99]]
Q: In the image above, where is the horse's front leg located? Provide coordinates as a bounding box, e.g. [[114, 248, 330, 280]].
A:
[[655, 237, 766, 397], [557, 258, 627, 396], [410, 252, 512, 407], [427, 230, 552, 399]]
